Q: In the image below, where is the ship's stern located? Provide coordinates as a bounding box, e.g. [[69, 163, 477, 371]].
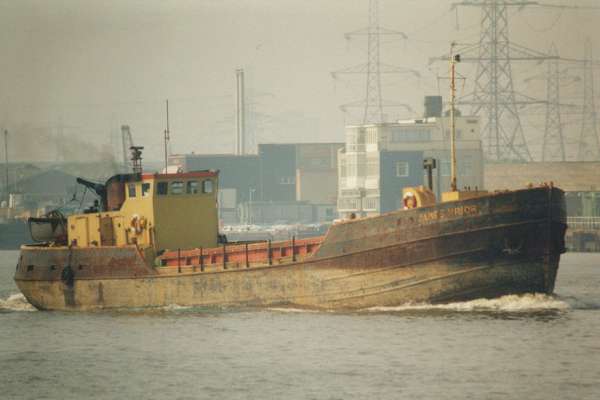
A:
[[14, 245, 155, 311]]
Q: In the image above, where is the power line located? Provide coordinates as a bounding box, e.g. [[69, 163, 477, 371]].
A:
[[432, 1, 563, 161], [332, 0, 416, 124], [577, 38, 600, 161], [542, 44, 565, 161], [432, 0, 600, 161]]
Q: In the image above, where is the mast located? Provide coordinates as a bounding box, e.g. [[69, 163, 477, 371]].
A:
[[164, 100, 170, 173], [3, 129, 8, 204], [449, 43, 460, 192]]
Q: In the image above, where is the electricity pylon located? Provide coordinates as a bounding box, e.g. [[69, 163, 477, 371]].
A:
[[577, 38, 600, 161], [442, 1, 600, 161], [542, 44, 565, 161], [441, 1, 564, 162], [332, 0, 417, 124]]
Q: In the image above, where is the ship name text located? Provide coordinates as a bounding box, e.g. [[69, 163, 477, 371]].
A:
[[418, 205, 480, 224]]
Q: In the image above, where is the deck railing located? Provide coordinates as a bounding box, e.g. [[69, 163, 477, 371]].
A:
[[567, 216, 600, 231], [157, 235, 324, 273]]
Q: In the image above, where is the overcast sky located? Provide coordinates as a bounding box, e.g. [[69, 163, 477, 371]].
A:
[[2, 0, 599, 162]]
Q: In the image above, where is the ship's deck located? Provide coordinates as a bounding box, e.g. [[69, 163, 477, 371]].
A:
[[157, 236, 324, 273]]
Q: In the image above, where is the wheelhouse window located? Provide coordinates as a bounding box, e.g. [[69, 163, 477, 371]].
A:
[[141, 183, 151, 197], [171, 181, 184, 195], [128, 184, 136, 198], [202, 179, 213, 194], [187, 181, 199, 194], [157, 182, 168, 195]]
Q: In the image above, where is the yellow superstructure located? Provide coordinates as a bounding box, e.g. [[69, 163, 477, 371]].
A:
[[441, 190, 488, 203], [67, 171, 219, 252]]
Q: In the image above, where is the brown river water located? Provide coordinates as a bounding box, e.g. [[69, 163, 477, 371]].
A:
[[1, 250, 599, 400]]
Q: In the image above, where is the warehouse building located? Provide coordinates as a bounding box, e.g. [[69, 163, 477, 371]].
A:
[[169, 142, 343, 224]]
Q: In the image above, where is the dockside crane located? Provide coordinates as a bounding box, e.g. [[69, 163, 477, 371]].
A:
[[121, 125, 134, 173]]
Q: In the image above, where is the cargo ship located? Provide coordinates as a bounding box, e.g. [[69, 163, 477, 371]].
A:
[[12, 47, 567, 311], [13, 166, 566, 311]]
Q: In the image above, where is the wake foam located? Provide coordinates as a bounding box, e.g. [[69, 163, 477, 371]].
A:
[[365, 293, 570, 313], [0, 293, 586, 314], [0, 293, 36, 312]]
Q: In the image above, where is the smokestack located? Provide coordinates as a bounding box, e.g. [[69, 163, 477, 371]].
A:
[[236, 68, 245, 156]]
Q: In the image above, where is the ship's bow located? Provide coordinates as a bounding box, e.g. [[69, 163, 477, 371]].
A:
[[543, 187, 567, 293]]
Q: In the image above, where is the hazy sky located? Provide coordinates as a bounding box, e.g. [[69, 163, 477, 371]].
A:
[[2, 0, 600, 162]]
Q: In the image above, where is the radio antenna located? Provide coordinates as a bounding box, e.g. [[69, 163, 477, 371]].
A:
[[450, 42, 460, 192]]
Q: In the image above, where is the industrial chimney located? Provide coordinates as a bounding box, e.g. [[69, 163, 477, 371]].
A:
[[236, 68, 246, 155]]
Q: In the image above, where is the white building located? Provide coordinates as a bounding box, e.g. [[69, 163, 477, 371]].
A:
[[337, 111, 484, 218]]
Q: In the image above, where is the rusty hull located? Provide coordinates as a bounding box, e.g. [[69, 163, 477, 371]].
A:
[[14, 187, 567, 311]]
